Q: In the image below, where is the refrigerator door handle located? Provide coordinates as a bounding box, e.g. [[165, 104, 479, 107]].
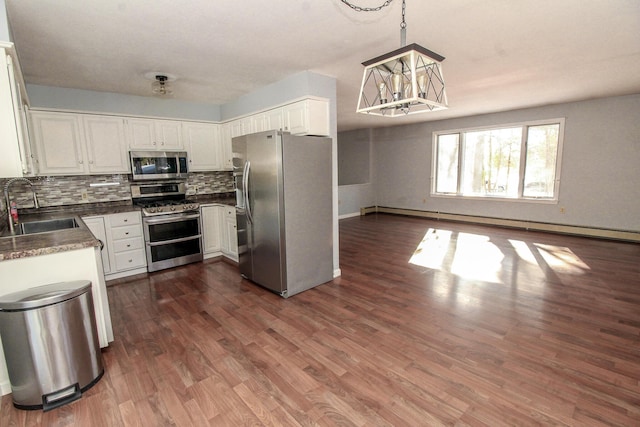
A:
[[244, 160, 254, 224]]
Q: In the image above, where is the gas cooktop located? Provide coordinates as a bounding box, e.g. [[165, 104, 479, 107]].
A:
[[135, 199, 200, 216]]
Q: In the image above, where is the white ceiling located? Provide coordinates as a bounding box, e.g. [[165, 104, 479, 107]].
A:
[[5, 0, 640, 132]]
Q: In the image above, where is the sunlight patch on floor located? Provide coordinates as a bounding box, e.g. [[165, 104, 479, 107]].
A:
[[534, 243, 591, 274], [410, 228, 591, 282], [410, 228, 505, 283], [409, 228, 452, 270]]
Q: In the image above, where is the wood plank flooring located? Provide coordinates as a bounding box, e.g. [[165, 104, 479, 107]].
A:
[[2, 213, 639, 426]]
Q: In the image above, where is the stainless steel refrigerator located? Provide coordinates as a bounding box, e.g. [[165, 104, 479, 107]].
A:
[[233, 130, 333, 298]]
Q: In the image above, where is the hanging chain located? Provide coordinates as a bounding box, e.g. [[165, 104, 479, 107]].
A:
[[400, 0, 406, 29], [339, 0, 394, 12]]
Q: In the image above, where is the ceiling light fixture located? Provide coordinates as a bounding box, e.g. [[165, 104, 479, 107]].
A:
[[152, 75, 173, 96], [343, 0, 448, 116], [144, 71, 176, 97]]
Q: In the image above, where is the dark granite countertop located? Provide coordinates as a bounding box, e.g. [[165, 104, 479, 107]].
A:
[[0, 214, 99, 261], [0, 194, 235, 262]]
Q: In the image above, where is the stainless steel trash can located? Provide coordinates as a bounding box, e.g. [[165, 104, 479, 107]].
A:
[[0, 280, 104, 411]]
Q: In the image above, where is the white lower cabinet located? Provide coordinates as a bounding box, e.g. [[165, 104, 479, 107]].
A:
[[202, 205, 222, 255], [82, 216, 111, 274], [201, 204, 237, 261], [83, 211, 147, 280], [221, 206, 238, 261], [106, 211, 146, 274]]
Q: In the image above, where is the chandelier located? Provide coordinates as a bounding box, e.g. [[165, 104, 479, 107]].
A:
[[345, 0, 448, 116]]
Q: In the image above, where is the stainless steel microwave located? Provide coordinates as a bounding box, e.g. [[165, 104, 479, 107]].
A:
[[130, 151, 188, 181]]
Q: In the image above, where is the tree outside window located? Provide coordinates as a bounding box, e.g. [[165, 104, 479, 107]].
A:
[[433, 120, 563, 201]]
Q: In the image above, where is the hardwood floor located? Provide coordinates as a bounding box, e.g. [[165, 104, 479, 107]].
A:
[[2, 213, 639, 426]]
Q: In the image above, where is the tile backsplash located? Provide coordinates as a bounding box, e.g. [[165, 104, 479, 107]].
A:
[[0, 171, 233, 228]]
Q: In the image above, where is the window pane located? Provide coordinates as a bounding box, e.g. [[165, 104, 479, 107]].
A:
[[461, 128, 521, 197], [436, 134, 459, 193], [523, 124, 559, 198]]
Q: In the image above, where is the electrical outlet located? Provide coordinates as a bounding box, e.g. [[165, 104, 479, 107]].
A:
[[81, 190, 88, 201]]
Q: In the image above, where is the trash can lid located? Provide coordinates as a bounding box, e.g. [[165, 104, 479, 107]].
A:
[[0, 280, 92, 311]]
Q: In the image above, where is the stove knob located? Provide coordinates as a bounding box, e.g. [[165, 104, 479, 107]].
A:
[[170, 206, 176, 211], [148, 208, 156, 213]]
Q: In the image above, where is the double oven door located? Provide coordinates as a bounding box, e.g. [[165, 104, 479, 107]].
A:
[[142, 212, 203, 272]]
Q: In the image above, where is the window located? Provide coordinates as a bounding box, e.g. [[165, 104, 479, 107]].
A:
[[432, 119, 563, 201]]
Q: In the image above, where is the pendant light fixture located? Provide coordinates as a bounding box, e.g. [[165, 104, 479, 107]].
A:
[[344, 0, 448, 116]]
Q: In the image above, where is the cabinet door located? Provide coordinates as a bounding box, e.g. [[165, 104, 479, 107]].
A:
[[30, 111, 86, 174], [201, 205, 222, 253], [2, 51, 34, 177], [155, 120, 183, 149], [283, 99, 330, 136], [221, 207, 238, 259], [230, 119, 245, 138], [225, 215, 238, 257], [126, 118, 156, 149], [219, 123, 233, 170], [82, 216, 111, 274], [83, 115, 130, 174], [183, 122, 221, 171], [252, 109, 283, 133]]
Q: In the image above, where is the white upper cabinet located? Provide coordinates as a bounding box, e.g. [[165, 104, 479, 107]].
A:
[[282, 98, 330, 136], [219, 123, 233, 170], [252, 109, 284, 133], [126, 118, 183, 150], [0, 47, 34, 178], [82, 115, 129, 173], [183, 122, 221, 171], [230, 116, 253, 138], [31, 111, 130, 175], [30, 111, 87, 175]]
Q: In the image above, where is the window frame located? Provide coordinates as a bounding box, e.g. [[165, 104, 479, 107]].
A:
[[431, 118, 565, 203]]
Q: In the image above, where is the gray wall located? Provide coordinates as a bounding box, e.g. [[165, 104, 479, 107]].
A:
[[222, 71, 336, 123], [0, 0, 9, 42], [370, 94, 640, 232], [337, 128, 375, 218], [26, 84, 221, 122], [338, 128, 370, 186]]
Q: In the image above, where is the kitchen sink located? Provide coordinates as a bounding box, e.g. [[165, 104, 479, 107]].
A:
[[19, 218, 79, 235]]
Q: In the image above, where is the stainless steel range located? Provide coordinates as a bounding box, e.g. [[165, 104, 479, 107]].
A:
[[131, 181, 203, 272]]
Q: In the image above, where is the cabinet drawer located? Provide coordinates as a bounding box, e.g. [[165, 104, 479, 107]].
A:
[[111, 224, 142, 240], [109, 211, 141, 227], [112, 237, 144, 253], [114, 249, 146, 271]]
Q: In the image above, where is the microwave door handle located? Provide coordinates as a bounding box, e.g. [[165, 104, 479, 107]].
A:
[[244, 161, 254, 224]]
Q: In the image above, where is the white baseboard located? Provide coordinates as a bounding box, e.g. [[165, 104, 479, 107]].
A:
[[339, 212, 361, 220], [359, 206, 640, 243]]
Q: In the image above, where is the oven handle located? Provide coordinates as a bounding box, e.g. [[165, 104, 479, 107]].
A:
[[147, 234, 202, 246], [143, 213, 201, 225]]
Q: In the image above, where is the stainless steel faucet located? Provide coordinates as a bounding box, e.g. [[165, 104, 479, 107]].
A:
[[3, 177, 39, 234]]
